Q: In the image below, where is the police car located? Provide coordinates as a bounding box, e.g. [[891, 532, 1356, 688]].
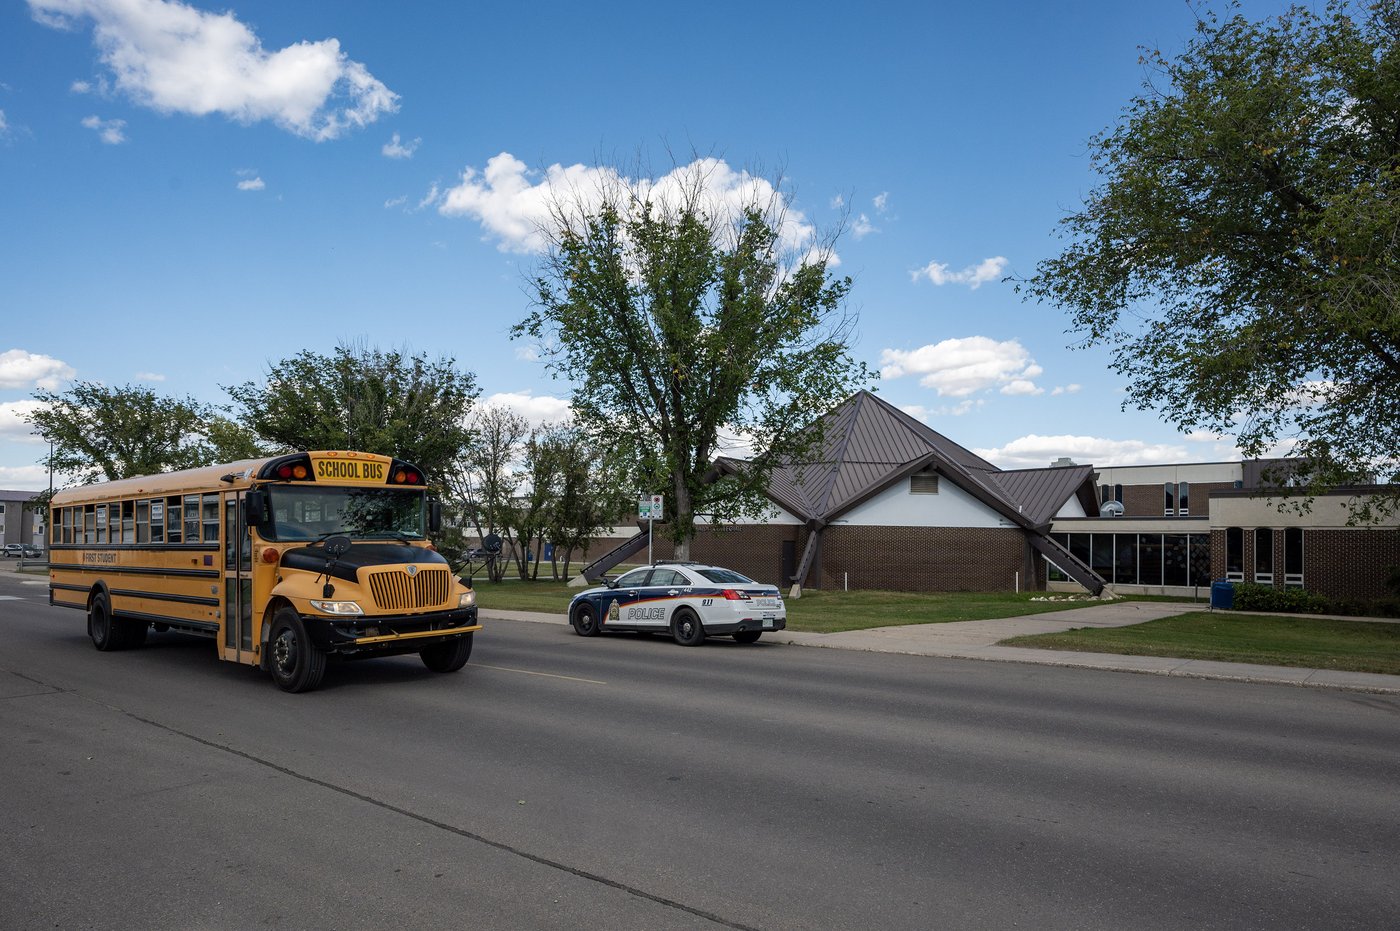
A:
[[568, 562, 786, 646]]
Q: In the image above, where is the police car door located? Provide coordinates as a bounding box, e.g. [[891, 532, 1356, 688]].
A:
[[645, 568, 689, 629], [605, 567, 653, 628]]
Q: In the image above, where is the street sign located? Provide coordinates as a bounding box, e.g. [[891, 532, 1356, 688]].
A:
[[639, 494, 663, 520]]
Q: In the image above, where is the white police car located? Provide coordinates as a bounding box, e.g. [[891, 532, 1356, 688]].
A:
[[568, 562, 786, 646]]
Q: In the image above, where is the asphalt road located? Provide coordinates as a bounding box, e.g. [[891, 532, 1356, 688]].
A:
[[2, 567, 1398, 930]]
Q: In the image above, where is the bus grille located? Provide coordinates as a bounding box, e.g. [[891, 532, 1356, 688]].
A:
[[367, 568, 451, 611]]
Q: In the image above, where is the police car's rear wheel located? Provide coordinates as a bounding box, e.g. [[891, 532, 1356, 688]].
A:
[[733, 630, 762, 644], [572, 604, 601, 637], [671, 608, 705, 647]]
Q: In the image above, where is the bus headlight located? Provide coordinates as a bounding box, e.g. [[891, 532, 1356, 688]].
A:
[[458, 591, 476, 609], [310, 600, 364, 615]]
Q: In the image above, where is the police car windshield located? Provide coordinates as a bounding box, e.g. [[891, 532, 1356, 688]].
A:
[[696, 568, 754, 584], [264, 486, 426, 542]]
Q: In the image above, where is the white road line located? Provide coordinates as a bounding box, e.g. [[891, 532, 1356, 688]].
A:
[[473, 663, 606, 685]]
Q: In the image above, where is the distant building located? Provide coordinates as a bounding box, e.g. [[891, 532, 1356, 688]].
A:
[[581, 391, 1400, 602], [0, 489, 44, 549]]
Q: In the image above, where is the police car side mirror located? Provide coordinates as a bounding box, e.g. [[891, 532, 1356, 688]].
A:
[[603, 577, 618, 589]]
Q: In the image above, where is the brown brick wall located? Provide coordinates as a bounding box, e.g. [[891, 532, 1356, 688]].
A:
[[1300, 529, 1400, 600], [815, 525, 1028, 592]]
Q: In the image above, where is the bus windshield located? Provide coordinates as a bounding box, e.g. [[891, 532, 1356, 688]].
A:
[[264, 486, 426, 542]]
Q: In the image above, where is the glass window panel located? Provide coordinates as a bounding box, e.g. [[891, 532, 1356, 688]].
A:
[[1284, 528, 1304, 584], [1069, 533, 1090, 567], [166, 497, 182, 544], [122, 500, 134, 543], [1164, 534, 1190, 586], [1226, 527, 1244, 576], [136, 499, 149, 543], [1254, 528, 1273, 577], [1189, 535, 1212, 587], [1138, 534, 1163, 586], [202, 493, 220, 543], [184, 495, 201, 543], [95, 504, 107, 543], [1114, 534, 1138, 584], [1164, 483, 1176, 513], [1091, 534, 1115, 579]]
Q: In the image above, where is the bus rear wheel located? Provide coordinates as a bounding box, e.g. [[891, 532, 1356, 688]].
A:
[[89, 594, 144, 651], [420, 633, 473, 673], [268, 608, 327, 693]]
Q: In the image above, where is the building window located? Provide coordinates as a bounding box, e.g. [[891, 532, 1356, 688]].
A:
[[1225, 527, 1244, 581], [910, 470, 939, 494], [1254, 528, 1274, 585], [1178, 482, 1190, 516], [1284, 528, 1304, 588], [1164, 482, 1176, 516]]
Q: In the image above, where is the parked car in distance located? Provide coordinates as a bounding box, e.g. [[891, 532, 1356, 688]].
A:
[[4, 544, 25, 558], [21, 544, 44, 558], [568, 561, 785, 646]]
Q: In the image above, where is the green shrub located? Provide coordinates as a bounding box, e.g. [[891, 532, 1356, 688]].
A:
[[1231, 582, 1332, 614]]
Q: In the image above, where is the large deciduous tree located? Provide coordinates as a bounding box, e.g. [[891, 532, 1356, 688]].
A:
[[227, 343, 478, 485], [514, 162, 871, 556], [1023, 0, 1400, 518], [26, 382, 263, 483]]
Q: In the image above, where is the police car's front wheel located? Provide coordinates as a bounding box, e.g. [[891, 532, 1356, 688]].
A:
[[671, 608, 705, 647], [572, 604, 601, 637]]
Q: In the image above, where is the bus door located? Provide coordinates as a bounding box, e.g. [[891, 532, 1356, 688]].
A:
[[222, 493, 255, 663]]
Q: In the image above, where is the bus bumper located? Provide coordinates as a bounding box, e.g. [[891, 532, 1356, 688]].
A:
[[302, 606, 480, 658]]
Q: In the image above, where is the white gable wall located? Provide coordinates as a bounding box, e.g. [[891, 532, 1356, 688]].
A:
[[831, 477, 1011, 528], [726, 503, 806, 526], [1055, 496, 1087, 518]]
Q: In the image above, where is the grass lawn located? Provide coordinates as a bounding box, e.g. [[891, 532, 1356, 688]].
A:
[[467, 576, 1129, 633], [1001, 611, 1400, 676]]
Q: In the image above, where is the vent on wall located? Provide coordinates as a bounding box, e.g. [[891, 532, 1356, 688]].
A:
[[911, 471, 940, 494]]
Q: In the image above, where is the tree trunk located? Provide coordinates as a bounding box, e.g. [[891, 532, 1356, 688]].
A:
[[672, 473, 693, 562]]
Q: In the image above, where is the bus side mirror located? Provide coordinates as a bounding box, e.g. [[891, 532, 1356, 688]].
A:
[[428, 499, 442, 533], [244, 490, 269, 531]]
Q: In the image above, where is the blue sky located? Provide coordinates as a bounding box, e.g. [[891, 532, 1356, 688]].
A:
[[0, 0, 1296, 490]]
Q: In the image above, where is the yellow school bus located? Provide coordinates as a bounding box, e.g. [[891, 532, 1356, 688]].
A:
[[48, 450, 480, 692]]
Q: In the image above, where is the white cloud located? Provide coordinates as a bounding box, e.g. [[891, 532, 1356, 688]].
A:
[[437, 154, 821, 259], [382, 131, 419, 159], [31, 0, 397, 141], [481, 391, 571, 426], [829, 194, 845, 209], [0, 464, 49, 490], [873, 191, 889, 212], [1000, 379, 1044, 396], [1050, 383, 1082, 396], [383, 194, 407, 209], [880, 336, 1042, 398], [0, 349, 75, 390], [81, 113, 126, 143], [514, 346, 540, 362], [417, 182, 440, 211], [0, 400, 44, 443], [851, 213, 878, 239], [975, 434, 1190, 469], [236, 176, 265, 191], [900, 400, 983, 420], [71, 79, 91, 93], [134, 371, 165, 381], [0, 109, 8, 134], [912, 255, 1007, 289]]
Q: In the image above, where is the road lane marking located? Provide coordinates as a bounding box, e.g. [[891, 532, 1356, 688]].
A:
[[473, 663, 606, 685]]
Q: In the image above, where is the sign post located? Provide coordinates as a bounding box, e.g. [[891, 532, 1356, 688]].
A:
[[639, 493, 663, 565]]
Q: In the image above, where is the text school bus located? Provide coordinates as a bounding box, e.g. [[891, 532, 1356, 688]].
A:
[[48, 451, 480, 692]]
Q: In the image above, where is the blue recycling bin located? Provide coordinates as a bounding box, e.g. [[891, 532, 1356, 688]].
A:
[[1210, 580, 1234, 610]]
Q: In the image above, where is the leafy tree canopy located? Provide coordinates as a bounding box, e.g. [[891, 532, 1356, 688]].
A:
[[1023, 0, 1400, 518], [227, 343, 478, 485], [514, 162, 872, 552], [26, 382, 263, 483]]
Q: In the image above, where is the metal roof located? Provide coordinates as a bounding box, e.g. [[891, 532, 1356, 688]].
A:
[[727, 391, 1094, 527]]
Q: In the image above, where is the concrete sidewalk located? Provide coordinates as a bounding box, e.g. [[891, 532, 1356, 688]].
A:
[[478, 602, 1400, 695]]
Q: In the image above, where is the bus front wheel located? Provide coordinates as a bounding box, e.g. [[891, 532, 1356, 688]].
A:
[[268, 608, 327, 693], [420, 632, 473, 673]]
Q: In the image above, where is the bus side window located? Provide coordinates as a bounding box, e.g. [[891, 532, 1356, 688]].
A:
[[150, 499, 165, 544], [184, 495, 200, 543], [166, 496, 182, 544], [202, 494, 220, 543], [136, 500, 149, 543], [122, 500, 135, 544], [84, 505, 96, 544], [95, 504, 107, 544]]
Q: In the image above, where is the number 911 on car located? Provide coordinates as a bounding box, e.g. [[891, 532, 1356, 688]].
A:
[[568, 562, 785, 646]]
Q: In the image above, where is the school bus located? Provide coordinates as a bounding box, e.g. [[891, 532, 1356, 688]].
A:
[[48, 450, 480, 692]]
